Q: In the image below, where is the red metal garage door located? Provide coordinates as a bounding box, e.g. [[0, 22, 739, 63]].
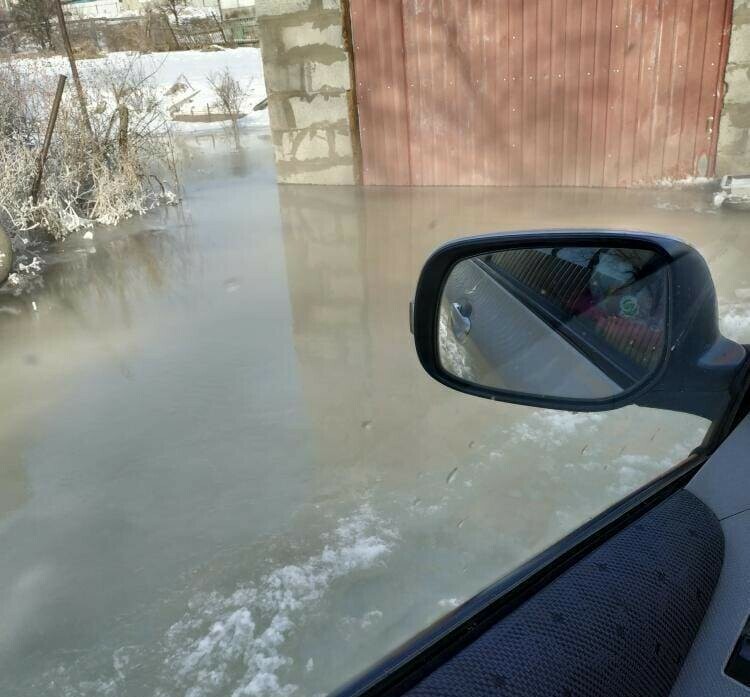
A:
[[349, 0, 733, 187]]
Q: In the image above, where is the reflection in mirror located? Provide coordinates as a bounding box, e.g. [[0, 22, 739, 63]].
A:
[[438, 245, 668, 400]]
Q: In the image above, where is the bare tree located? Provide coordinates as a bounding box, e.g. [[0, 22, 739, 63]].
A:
[[155, 0, 187, 25], [208, 68, 246, 149], [11, 0, 56, 50], [0, 8, 19, 53]]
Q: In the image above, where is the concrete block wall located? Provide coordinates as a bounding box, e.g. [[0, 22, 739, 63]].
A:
[[718, 0, 750, 175], [256, 0, 357, 184]]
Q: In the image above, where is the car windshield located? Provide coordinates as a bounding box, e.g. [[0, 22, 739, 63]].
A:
[[1, 2, 749, 697]]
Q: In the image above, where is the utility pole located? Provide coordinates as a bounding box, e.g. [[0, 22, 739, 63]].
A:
[[53, 0, 94, 139], [217, 0, 224, 23]]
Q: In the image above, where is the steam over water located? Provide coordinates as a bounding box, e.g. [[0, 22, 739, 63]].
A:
[[1, 131, 748, 695]]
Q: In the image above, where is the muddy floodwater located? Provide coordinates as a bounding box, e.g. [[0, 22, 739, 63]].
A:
[[1, 130, 749, 697]]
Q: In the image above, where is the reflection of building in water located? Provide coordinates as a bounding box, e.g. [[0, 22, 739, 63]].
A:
[[279, 187, 367, 369], [276, 185, 512, 490], [277, 186, 373, 481]]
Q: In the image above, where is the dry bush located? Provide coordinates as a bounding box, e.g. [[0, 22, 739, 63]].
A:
[[72, 40, 102, 60], [103, 21, 151, 53], [68, 17, 168, 55], [10, 0, 55, 51], [0, 53, 178, 245], [208, 67, 245, 149], [146, 0, 188, 25], [224, 8, 254, 20]]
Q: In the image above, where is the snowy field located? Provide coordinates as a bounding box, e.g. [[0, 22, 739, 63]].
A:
[[8, 46, 269, 134]]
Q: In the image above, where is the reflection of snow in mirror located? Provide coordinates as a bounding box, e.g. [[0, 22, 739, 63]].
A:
[[438, 305, 476, 382]]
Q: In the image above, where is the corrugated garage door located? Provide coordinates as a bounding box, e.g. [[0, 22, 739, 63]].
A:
[[349, 0, 733, 187]]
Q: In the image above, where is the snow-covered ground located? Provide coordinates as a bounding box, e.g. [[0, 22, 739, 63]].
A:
[[118, 4, 256, 21], [8, 47, 269, 135]]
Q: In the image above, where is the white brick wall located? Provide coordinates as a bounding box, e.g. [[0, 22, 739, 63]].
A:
[[287, 94, 349, 129], [257, 0, 356, 184], [280, 20, 342, 49], [306, 60, 350, 92]]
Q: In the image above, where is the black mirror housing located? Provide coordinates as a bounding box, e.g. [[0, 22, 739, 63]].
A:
[[413, 230, 746, 420]]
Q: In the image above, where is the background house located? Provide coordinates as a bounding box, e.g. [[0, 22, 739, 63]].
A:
[[65, 0, 121, 19]]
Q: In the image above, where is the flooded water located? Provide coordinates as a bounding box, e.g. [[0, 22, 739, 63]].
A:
[[1, 129, 749, 697]]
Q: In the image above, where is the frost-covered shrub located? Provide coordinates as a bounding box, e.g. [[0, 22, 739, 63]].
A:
[[0, 53, 177, 244]]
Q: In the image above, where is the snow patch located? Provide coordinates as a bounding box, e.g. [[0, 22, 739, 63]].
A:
[[43, 505, 396, 697], [4, 254, 44, 294], [164, 504, 396, 697], [720, 303, 750, 343], [605, 446, 692, 498], [512, 411, 607, 448], [359, 610, 384, 628], [654, 176, 714, 188], [437, 598, 462, 609]]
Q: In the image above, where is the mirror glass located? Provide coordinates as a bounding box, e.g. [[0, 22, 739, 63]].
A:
[[438, 245, 669, 400]]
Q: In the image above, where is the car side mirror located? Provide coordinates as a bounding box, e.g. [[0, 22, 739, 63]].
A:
[[412, 230, 747, 420]]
